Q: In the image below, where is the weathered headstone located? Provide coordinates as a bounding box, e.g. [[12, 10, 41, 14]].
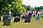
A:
[[3, 15, 11, 26]]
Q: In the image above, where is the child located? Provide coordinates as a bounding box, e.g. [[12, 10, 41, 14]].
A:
[[35, 11, 40, 21]]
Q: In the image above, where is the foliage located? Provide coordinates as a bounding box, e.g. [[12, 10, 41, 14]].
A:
[[0, 0, 26, 16]]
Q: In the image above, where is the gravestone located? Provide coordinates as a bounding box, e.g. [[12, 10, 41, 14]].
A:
[[3, 15, 11, 26]]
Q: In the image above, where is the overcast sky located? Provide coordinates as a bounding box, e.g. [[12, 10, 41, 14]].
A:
[[22, 0, 43, 7]]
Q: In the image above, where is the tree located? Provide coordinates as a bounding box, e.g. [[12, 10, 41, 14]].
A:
[[11, 0, 26, 14], [0, 0, 26, 16], [39, 6, 43, 10], [0, 0, 12, 17]]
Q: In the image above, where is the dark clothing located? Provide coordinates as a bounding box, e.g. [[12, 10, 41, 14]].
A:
[[28, 13, 32, 18], [25, 15, 31, 23], [33, 15, 35, 17], [12, 12, 16, 17], [36, 11, 38, 15], [24, 13, 32, 23], [22, 12, 32, 23], [16, 13, 20, 17], [14, 17, 20, 22]]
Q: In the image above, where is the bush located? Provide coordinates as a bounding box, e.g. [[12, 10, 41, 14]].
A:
[[41, 15, 43, 18]]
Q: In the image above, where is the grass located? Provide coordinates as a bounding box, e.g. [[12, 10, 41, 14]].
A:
[[0, 17, 43, 28]]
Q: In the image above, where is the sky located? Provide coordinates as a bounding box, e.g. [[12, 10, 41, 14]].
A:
[[22, 0, 43, 8]]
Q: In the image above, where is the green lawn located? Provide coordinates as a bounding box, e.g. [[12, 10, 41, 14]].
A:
[[0, 17, 43, 28]]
